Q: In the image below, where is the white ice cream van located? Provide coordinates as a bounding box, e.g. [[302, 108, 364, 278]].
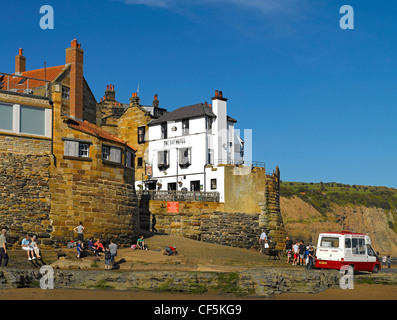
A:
[[315, 231, 381, 273]]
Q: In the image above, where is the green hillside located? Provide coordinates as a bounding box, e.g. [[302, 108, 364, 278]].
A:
[[280, 182, 397, 230]]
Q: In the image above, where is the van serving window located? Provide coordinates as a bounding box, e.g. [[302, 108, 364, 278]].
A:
[[320, 237, 339, 248]]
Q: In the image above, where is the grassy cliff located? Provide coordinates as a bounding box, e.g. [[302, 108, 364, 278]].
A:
[[279, 182, 397, 254]]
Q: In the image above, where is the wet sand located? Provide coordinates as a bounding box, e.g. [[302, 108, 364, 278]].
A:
[[0, 284, 396, 300]]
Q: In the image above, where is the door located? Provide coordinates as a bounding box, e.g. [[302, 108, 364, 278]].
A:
[[190, 180, 200, 192], [168, 182, 177, 191]]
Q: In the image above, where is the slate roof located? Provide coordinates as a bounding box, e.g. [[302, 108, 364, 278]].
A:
[[148, 103, 216, 126]]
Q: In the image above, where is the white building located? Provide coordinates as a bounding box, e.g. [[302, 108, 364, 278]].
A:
[[137, 90, 244, 202]]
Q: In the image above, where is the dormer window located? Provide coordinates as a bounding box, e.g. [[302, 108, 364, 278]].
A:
[[62, 86, 70, 100]]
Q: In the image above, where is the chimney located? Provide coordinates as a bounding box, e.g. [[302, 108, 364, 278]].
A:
[[15, 48, 26, 74], [66, 39, 84, 120], [152, 94, 159, 108], [211, 89, 228, 164], [130, 92, 140, 107], [104, 84, 116, 101]]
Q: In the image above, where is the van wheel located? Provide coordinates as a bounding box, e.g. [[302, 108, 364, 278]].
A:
[[372, 265, 379, 274]]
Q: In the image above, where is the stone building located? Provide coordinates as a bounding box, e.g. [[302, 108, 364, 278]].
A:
[[96, 86, 167, 185], [0, 40, 139, 247]]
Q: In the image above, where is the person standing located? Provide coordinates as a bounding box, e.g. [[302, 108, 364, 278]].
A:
[[292, 241, 299, 266], [74, 222, 85, 242], [104, 246, 112, 270], [306, 244, 315, 270], [387, 255, 391, 268], [151, 215, 158, 233], [299, 241, 306, 266], [382, 255, 387, 268], [76, 240, 83, 259], [259, 230, 268, 254], [109, 240, 118, 269], [0, 229, 9, 267], [284, 236, 293, 264]]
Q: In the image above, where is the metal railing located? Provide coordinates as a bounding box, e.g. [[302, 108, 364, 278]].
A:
[[0, 72, 51, 97], [137, 190, 220, 202], [211, 159, 265, 168]]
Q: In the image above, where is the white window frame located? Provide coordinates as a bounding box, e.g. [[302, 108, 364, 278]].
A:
[[0, 103, 52, 138], [64, 140, 91, 158]]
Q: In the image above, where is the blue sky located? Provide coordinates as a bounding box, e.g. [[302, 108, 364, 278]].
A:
[[1, 0, 396, 188]]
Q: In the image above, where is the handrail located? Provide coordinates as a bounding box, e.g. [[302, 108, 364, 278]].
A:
[[0, 72, 51, 97], [137, 190, 220, 202]]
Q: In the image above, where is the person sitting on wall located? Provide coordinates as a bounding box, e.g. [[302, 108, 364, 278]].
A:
[[87, 238, 95, 252], [94, 239, 104, 256], [21, 234, 34, 261], [30, 235, 41, 259], [136, 236, 148, 250]]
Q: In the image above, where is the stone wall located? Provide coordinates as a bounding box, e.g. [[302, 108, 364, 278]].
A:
[[0, 268, 345, 298], [0, 153, 52, 247], [0, 134, 51, 155], [142, 200, 261, 249]]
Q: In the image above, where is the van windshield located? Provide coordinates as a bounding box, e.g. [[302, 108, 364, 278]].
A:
[[320, 237, 339, 248]]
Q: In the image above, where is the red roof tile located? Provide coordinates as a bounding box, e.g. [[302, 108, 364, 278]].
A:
[[67, 117, 136, 152], [0, 65, 66, 93]]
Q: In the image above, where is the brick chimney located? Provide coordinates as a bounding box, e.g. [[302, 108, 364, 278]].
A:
[[105, 84, 116, 101], [66, 39, 84, 120], [130, 92, 140, 107], [15, 48, 26, 74], [152, 94, 159, 108]]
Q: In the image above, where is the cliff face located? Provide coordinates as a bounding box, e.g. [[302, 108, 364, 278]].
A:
[[280, 196, 397, 256]]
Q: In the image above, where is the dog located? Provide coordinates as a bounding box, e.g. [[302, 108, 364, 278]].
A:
[[263, 248, 281, 260]]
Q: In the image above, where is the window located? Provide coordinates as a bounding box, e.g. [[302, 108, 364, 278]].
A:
[[0, 103, 50, 137], [20, 106, 45, 136], [138, 126, 146, 144], [345, 238, 351, 249], [101, 145, 122, 163], [78, 143, 90, 158], [109, 147, 121, 163], [168, 182, 176, 191], [157, 150, 170, 170], [367, 245, 376, 257], [126, 151, 134, 168], [207, 149, 214, 165], [137, 157, 143, 167], [161, 123, 168, 139], [64, 140, 90, 158], [206, 117, 213, 133], [352, 238, 366, 255], [0, 103, 13, 131], [62, 86, 70, 100], [182, 119, 189, 135], [102, 146, 110, 160], [211, 179, 217, 190], [179, 148, 191, 168], [320, 237, 339, 248]]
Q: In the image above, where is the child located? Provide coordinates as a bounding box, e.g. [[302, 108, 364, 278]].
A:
[[104, 246, 112, 270], [76, 240, 83, 259]]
